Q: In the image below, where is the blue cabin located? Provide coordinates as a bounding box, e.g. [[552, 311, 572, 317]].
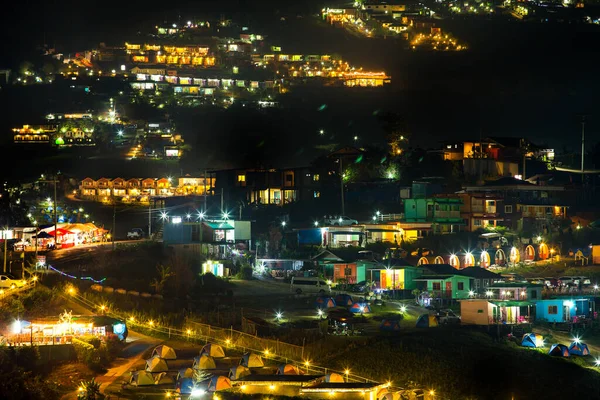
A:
[[535, 298, 594, 323]]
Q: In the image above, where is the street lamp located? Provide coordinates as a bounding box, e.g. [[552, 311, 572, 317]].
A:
[[314, 221, 319, 227], [468, 290, 475, 297], [222, 212, 229, 220], [344, 369, 350, 382], [281, 221, 286, 228]]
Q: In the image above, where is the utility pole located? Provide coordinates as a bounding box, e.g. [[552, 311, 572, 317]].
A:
[[339, 157, 345, 215], [204, 170, 208, 211], [40, 177, 59, 246], [221, 188, 224, 213], [2, 230, 6, 274], [581, 115, 586, 183], [148, 200, 152, 239], [112, 193, 116, 250]]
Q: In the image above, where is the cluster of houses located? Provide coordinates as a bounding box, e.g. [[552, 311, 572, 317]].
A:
[[306, 249, 596, 327]]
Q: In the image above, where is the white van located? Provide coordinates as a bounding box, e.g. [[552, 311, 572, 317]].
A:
[[290, 277, 331, 295]]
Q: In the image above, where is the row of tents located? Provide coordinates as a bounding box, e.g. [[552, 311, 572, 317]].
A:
[[521, 333, 591, 357], [315, 295, 372, 314]]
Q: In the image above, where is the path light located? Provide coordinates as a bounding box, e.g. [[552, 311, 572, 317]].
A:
[[486, 290, 493, 298], [129, 316, 135, 323], [314, 221, 319, 227], [264, 349, 270, 356], [99, 305, 106, 311], [594, 285, 599, 291], [186, 329, 192, 335], [281, 221, 286, 227], [275, 312, 283, 321], [148, 320, 154, 327], [429, 389, 435, 397], [468, 290, 475, 297], [160, 212, 168, 220], [399, 305, 407, 313], [595, 359, 600, 367], [225, 338, 231, 345], [317, 309, 324, 318], [190, 389, 205, 397], [67, 286, 76, 295], [573, 336, 580, 344], [32, 276, 38, 281]]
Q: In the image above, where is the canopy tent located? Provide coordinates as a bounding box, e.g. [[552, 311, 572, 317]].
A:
[[325, 373, 345, 383], [568, 342, 590, 356], [201, 343, 225, 358], [349, 302, 371, 314], [315, 296, 337, 309], [334, 294, 353, 307], [32, 231, 53, 239], [521, 333, 543, 348], [129, 371, 155, 386], [176, 378, 195, 394], [277, 364, 303, 375], [240, 352, 264, 368], [154, 372, 174, 385], [152, 345, 177, 360], [207, 375, 232, 392], [44, 228, 74, 237], [193, 355, 217, 369], [145, 356, 168, 372], [548, 344, 570, 357], [177, 368, 194, 380], [416, 314, 438, 328], [228, 365, 251, 380], [380, 319, 401, 332]]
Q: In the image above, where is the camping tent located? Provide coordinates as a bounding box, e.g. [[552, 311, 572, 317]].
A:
[[548, 344, 570, 357], [229, 365, 251, 380], [176, 378, 195, 394], [201, 343, 226, 358], [349, 303, 371, 314], [568, 342, 590, 356], [315, 296, 336, 309], [521, 333, 542, 348], [177, 368, 194, 380], [415, 314, 438, 328], [193, 355, 217, 369], [380, 319, 401, 332], [154, 372, 174, 385], [145, 356, 168, 372], [240, 352, 264, 368], [382, 393, 401, 400], [207, 375, 232, 392], [325, 373, 344, 383], [277, 364, 303, 375], [129, 371, 155, 386], [152, 345, 177, 360], [334, 294, 353, 307]]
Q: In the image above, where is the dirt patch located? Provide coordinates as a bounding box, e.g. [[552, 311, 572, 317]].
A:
[[46, 362, 96, 393]]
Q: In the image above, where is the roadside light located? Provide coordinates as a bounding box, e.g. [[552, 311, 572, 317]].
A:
[[160, 212, 168, 220], [186, 329, 192, 335], [319, 129, 324, 134], [198, 212, 205, 220], [317, 309, 324, 317], [67, 286, 75, 295], [429, 389, 435, 397], [225, 338, 231, 345], [222, 212, 229, 219], [304, 360, 310, 367], [314, 221, 319, 227], [281, 221, 286, 227], [373, 216, 377, 221], [595, 359, 600, 367], [264, 349, 270, 356], [275, 312, 283, 320], [32, 276, 38, 281], [468, 290, 475, 297], [486, 290, 493, 297], [399, 305, 407, 313], [99, 305, 106, 311], [573, 336, 580, 344], [129, 316, 135, 322], [148, 320, 154, 326]]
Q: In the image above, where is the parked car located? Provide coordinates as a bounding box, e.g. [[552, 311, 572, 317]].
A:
[[127, 228, 144, 239], [323, 216, 358, 226], [437, 309, 461, 324], [0, 275, 27, 289]]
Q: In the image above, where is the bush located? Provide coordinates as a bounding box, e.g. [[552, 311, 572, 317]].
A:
[[237, 265, 253, 280]]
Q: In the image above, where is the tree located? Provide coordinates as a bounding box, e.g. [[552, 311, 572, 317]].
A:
[[77, 379, 102, 400], [411, 289, 421, 304], [150, 264, 173, 293]]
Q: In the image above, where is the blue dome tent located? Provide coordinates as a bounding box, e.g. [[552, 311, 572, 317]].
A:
[[335, 294, 353, 307], [315, 296, 336, 309], [379, 319, 401, 332], [548, 344, 570, 357], [176, 378, 195, 394], [568, 342, 590, 356], [349, 302, 371, 314], [521, 333, 542, 348]]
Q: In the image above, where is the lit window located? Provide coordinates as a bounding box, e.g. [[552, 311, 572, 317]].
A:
[[237, 174, 246, 182], [505, 205, 512, 214], [314, 191, 320, 198], [313, 174, 320, 182]]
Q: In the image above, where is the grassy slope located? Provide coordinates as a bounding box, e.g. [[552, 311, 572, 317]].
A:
[[323, 328, 600, 400]]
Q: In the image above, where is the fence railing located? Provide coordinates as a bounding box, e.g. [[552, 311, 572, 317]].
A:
[[68, 291, 377, 384]]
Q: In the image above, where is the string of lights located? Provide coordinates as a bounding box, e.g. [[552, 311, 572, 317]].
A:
[[47, 265, 106, 284]]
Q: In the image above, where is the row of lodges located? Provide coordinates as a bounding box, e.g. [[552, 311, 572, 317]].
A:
[[76, 176, 214, 203], [13, 124, 95, 145]]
